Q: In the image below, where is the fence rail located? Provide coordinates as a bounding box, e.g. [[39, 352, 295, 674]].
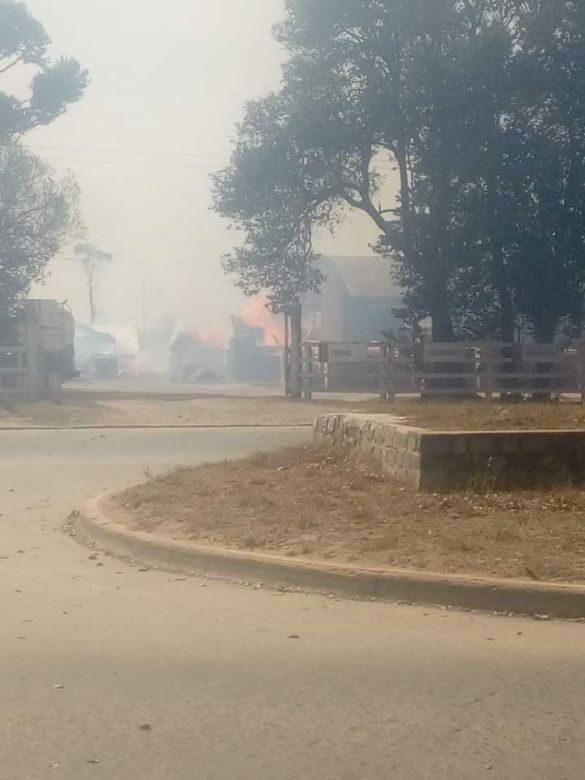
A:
[[300, 341, 585, 400]]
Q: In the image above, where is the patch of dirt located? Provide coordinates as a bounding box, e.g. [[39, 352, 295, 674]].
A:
[[114, 444, 585, 585], [0, 391, 366, 428], [0, 394, 119, 427]]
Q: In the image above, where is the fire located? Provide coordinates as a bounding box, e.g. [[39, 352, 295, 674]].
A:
[[198, 327, 229, 350], [169, 294, 283, 352], [241, 295, 283, 346]]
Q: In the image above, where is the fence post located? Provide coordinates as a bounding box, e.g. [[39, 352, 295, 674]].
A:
[[24, 307, 41, 402], [485, 343, 494, 402], [283, 311, 290, 397], [386, 344, 395, 402], [302, 344, 313, 401], [378, 346, 387, 400], [579, 343, 585, 405], [17, 349, 25, 398]]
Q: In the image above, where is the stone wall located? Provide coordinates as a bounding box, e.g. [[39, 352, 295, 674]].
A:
[[314, 413, 585, 491]]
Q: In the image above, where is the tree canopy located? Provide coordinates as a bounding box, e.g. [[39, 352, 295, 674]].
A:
[[0, 0, 88, 139], [0, 145, 82, 317], [0, 1, 88, 321], [214, 0, 585, 343]]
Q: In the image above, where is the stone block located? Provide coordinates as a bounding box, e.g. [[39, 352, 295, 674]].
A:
[[407, 433, 421, 452], [419, 435, 452, 456], [498, 436, 520, 454], [520, 435, 548, 454], [314, 412, 585, 492], [468, 437, 497, 455], [405, 451, 421, 470], [452, 437, 469, 455]]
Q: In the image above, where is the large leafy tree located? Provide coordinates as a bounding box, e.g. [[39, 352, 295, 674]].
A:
[[508, 0, 585, 341], [213, 95, 326, 312], [216, 0, 585, 343], [213, 95, 328, 397]]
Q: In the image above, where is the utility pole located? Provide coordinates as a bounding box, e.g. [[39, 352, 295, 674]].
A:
[[141, 278, 147, 334]]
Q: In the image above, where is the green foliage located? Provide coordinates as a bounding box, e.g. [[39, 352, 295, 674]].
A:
[[213, 94, 329, 310], [0, 2, 88, 317], [0, 0, 89, 139], [0, 145, 82, 316], [215, 0, 585, 342]]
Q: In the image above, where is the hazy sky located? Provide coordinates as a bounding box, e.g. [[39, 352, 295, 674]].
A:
[[26, 0, 379, 332]]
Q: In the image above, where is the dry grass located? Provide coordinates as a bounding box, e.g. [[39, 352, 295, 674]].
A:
[[352, 398, 585, 431], [114, 444, 585, 585]]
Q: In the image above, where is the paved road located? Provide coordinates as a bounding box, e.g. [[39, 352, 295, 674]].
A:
[[1, 428, 585, 780]]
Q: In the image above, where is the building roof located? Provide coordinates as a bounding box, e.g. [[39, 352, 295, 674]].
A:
[[319, 255, 400, 300]]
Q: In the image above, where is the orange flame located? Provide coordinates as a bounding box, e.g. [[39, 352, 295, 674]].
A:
[[241, 295, 283, 346], [198, 327, 229, 349]]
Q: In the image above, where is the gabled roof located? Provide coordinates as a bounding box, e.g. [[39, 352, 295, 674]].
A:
[[318, 255, 400, 300]]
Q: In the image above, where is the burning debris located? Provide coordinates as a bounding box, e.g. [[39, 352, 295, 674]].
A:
[[227, 317, 282, 384], [169, 330, 226, 383], [167, 295, 283, 385], [240, 296, 283, 346]]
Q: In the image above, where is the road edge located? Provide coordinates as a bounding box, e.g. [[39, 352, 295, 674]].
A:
[[0, 423, 313, 432], [77, 495, 585, 619]]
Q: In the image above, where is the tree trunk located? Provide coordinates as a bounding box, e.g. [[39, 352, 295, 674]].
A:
[[491, 244, 515, 344], [289, 302, 302, 399], [498, 287, 515, 344], [283, 311, 290, 397], [428, 280, 454, 343], [88, 283, 96, 325]]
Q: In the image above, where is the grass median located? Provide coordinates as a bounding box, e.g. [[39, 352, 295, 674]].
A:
[[113, 444, 585, 585]]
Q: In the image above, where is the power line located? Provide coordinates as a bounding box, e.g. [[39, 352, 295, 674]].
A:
[[36, 155, 223, 170], [21, 143, 229, 161], [59, 244, 207, 259]]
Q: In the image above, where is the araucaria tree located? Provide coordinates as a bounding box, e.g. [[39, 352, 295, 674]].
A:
[[214, 0, 585, 343], [0, 0, 88, 321], [0, 0, 88, 139]]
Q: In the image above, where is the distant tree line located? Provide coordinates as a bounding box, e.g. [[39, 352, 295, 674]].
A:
[[0, 0, 88, 325], [214, 0, 585, 344]]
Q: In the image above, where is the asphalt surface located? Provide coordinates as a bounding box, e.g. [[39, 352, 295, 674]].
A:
[[1, 427, 585, 780]]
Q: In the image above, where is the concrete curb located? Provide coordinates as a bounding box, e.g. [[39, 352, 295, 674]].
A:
[[77, 496, 585, 619], [0, 423, 313, 432]]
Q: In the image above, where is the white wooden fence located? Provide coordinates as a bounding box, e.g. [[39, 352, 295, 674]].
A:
[[301, 341, 585, 400]]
